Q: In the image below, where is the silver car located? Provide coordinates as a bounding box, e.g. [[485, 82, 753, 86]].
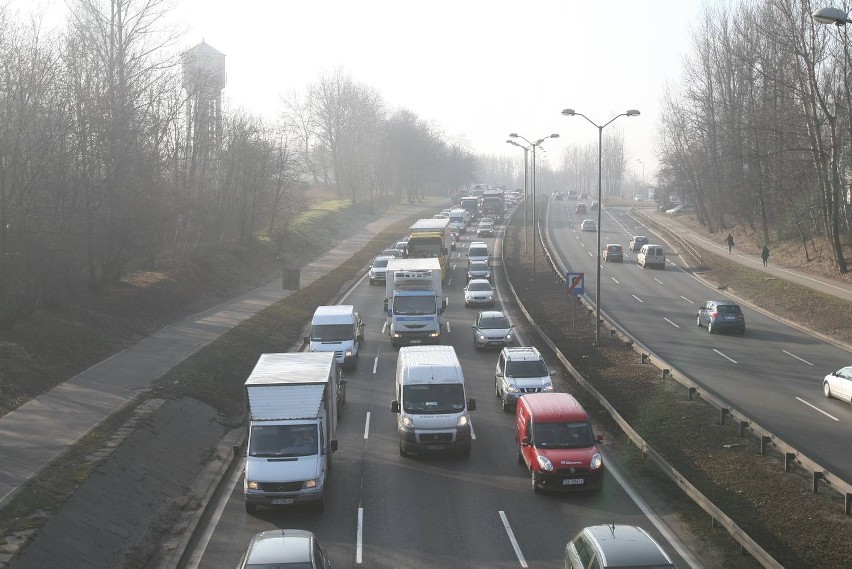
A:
[[368, 255, 395, 285], [565, 525, 674, 568], [472, 310, 514, 349], [463, 279, 495, 307], [238, 529, 332, 569], [467, 260, 492, 282], [823, 366, 852, 402], [495, 346, 554, 411]]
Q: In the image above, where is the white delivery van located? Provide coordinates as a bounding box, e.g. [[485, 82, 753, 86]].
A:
[[390, 345, 476, 457], [306, 305, 364, 369], [467, 241, 489, 265]]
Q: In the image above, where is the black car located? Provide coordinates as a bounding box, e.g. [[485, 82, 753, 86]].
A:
[[697, 300, 745, 335]]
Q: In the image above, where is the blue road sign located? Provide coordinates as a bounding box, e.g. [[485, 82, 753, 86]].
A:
[[566, 272, 584, 296]]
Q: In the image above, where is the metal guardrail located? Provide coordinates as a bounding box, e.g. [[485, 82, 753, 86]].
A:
[[518, 199, 798, 567]]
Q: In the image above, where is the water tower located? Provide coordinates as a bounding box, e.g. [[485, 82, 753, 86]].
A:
[[182, 41, 226, 152]]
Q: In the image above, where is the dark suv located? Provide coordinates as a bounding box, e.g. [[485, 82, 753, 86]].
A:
[[697, 300, 745, 335]]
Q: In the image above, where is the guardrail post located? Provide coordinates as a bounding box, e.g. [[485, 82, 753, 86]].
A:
[[687, 386, 697, 401], [813, 471, 824, 493], [760, 435, 771, 455], [784, 452, 796, 472], [609, 328, 616, 338], [846, 493, 851, 515], [233, 444, 241, 457], [640, 353, 649, 364], [719, 408, 729, 425], [662, 368, 670, 380], [739, 421, 748, 437]]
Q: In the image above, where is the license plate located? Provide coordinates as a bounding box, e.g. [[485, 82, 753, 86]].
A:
[[409, 339, 422, 344], [562, 478, 584, 486], [271, 498, 294, 505], [426, 444, 445, 450]]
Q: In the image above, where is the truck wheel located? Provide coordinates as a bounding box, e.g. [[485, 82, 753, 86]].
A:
[[244, 502, 257, 515]]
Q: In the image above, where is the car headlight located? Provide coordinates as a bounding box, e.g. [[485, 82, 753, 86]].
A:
[[345, 349, 353, 357], [457, 414, 469, 427], [476, 333, 486, 340], [429, 331, 440, 338], [590, 452, 603, 470], [505, 333, 514, 341], [543, 383, 554, 392], [537, 455, 554, 471], [505, 384, 519, 393], [402, 415, 414, 428], [246, 480, 259, 490], [303, 479, 318, 489]]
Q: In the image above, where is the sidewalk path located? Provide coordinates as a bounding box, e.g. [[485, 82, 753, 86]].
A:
[[0, 200, 439, 508], [643, 208, 852, 304]]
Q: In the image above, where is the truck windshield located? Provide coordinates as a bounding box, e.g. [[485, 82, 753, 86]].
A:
[[311, 324, 352, 341], [393, 296, 435, 315], [403, 384, 465, 414], [407, 238, 442, 258], [249, 424, 318, 457], [532, 422, 593, 449]]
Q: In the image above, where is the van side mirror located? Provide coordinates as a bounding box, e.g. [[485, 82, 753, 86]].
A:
[[329, 440, 338, 452], [391, 400, 400, 413], [521, 437, 531, 447], [467, 398, 476, 411], [549, 369, 557, 376], [596, 434, 604, 443]]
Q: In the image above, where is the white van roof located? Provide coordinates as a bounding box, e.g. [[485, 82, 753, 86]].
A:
[[311, 305, 356, 325], [397, 346, 464, 384]]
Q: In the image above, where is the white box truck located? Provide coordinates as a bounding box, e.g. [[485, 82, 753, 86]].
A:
[[243, 352, 344, 513], [390, 345, 476, 457], [305, 305, 364, 369], [384, 258, 444, 348]]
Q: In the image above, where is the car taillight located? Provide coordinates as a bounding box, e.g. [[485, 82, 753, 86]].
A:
[[711, 312, 718, 318]]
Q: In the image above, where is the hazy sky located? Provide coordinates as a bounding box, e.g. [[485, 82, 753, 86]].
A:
[[17, 0, 717, 180]]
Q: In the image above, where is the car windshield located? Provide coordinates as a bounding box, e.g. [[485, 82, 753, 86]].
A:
[[478, 316, 510, 329], [469, 247, 488, 257], [506, 359, 548, 378], [469, 262, 489, 271], [532, 422, 593, 449], [402, 383, 466, 414], [248, 424, 318, 457], [310, 324, 352, 341], [468, 282, 492, 292], [715, 304, 741, 314], [393, 296, 435, 315], [608, 246, 621, 252], [373, 258, 389, 268]]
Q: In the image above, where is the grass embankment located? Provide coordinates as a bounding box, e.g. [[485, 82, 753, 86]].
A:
[[0, 200, 433, 542]]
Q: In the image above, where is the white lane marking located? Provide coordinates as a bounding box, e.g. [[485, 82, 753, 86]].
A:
[[445, 296, 449, 307], [356, 507, 364, 564], [498, 511, 528, 568], [446, 321, 452, 333], [448, 278, 453, 286], [580, 241, 586, 247], [470, 421, 476, 440], [632, 295, 644, 303], [795, 397, 839, 421], [680, 295, 693, 304], [783, 350, 813, 366], [372, 357, 379, 374], [713, 349, 738, 363], [452, 263, 456, 270], [364, 412, 371, 439], [654, 277, 663, 285], [588, 251, 593, 257], [663, 318, 680, 328], [381, 321, 387, 334], [611, 276, 620, 284]]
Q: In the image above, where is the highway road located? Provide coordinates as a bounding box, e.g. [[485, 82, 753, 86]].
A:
[[189, 208, 696, 568], [543, 198, 852, 482]]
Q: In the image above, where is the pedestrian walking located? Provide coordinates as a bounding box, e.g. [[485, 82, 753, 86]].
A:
[[725, 233, 735, 254], [761, 245, 770, 267]]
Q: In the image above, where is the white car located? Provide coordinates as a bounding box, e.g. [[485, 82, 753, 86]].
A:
[[477, 222, 494, 237], [824, 366, 852, 402], [463, 279, 495, 307], [580, 219, 597, 232]]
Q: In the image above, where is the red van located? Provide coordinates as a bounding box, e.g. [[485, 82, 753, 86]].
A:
[[516, 393, 604, 492]]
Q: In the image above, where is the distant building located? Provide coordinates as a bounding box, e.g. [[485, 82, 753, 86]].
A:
[[182, 41, 226, 153]]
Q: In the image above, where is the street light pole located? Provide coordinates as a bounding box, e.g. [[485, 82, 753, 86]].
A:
[[506, 139, 530, 252], [561, 109, 639, 345], [509, 132, 559, 275]]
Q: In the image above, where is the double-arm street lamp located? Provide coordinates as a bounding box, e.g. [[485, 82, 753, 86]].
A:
[[812, 6, 852, 25], [561, 108, 639, 345], [509, 132, 559, 274], [506, 139, 530, 252]]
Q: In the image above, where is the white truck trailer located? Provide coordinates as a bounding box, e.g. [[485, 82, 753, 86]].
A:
[[384, 258, 444, 348], [242, 352, 343, 513]]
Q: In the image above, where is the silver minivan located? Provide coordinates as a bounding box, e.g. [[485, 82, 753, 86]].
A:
[[637, 244, 665, 269]]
